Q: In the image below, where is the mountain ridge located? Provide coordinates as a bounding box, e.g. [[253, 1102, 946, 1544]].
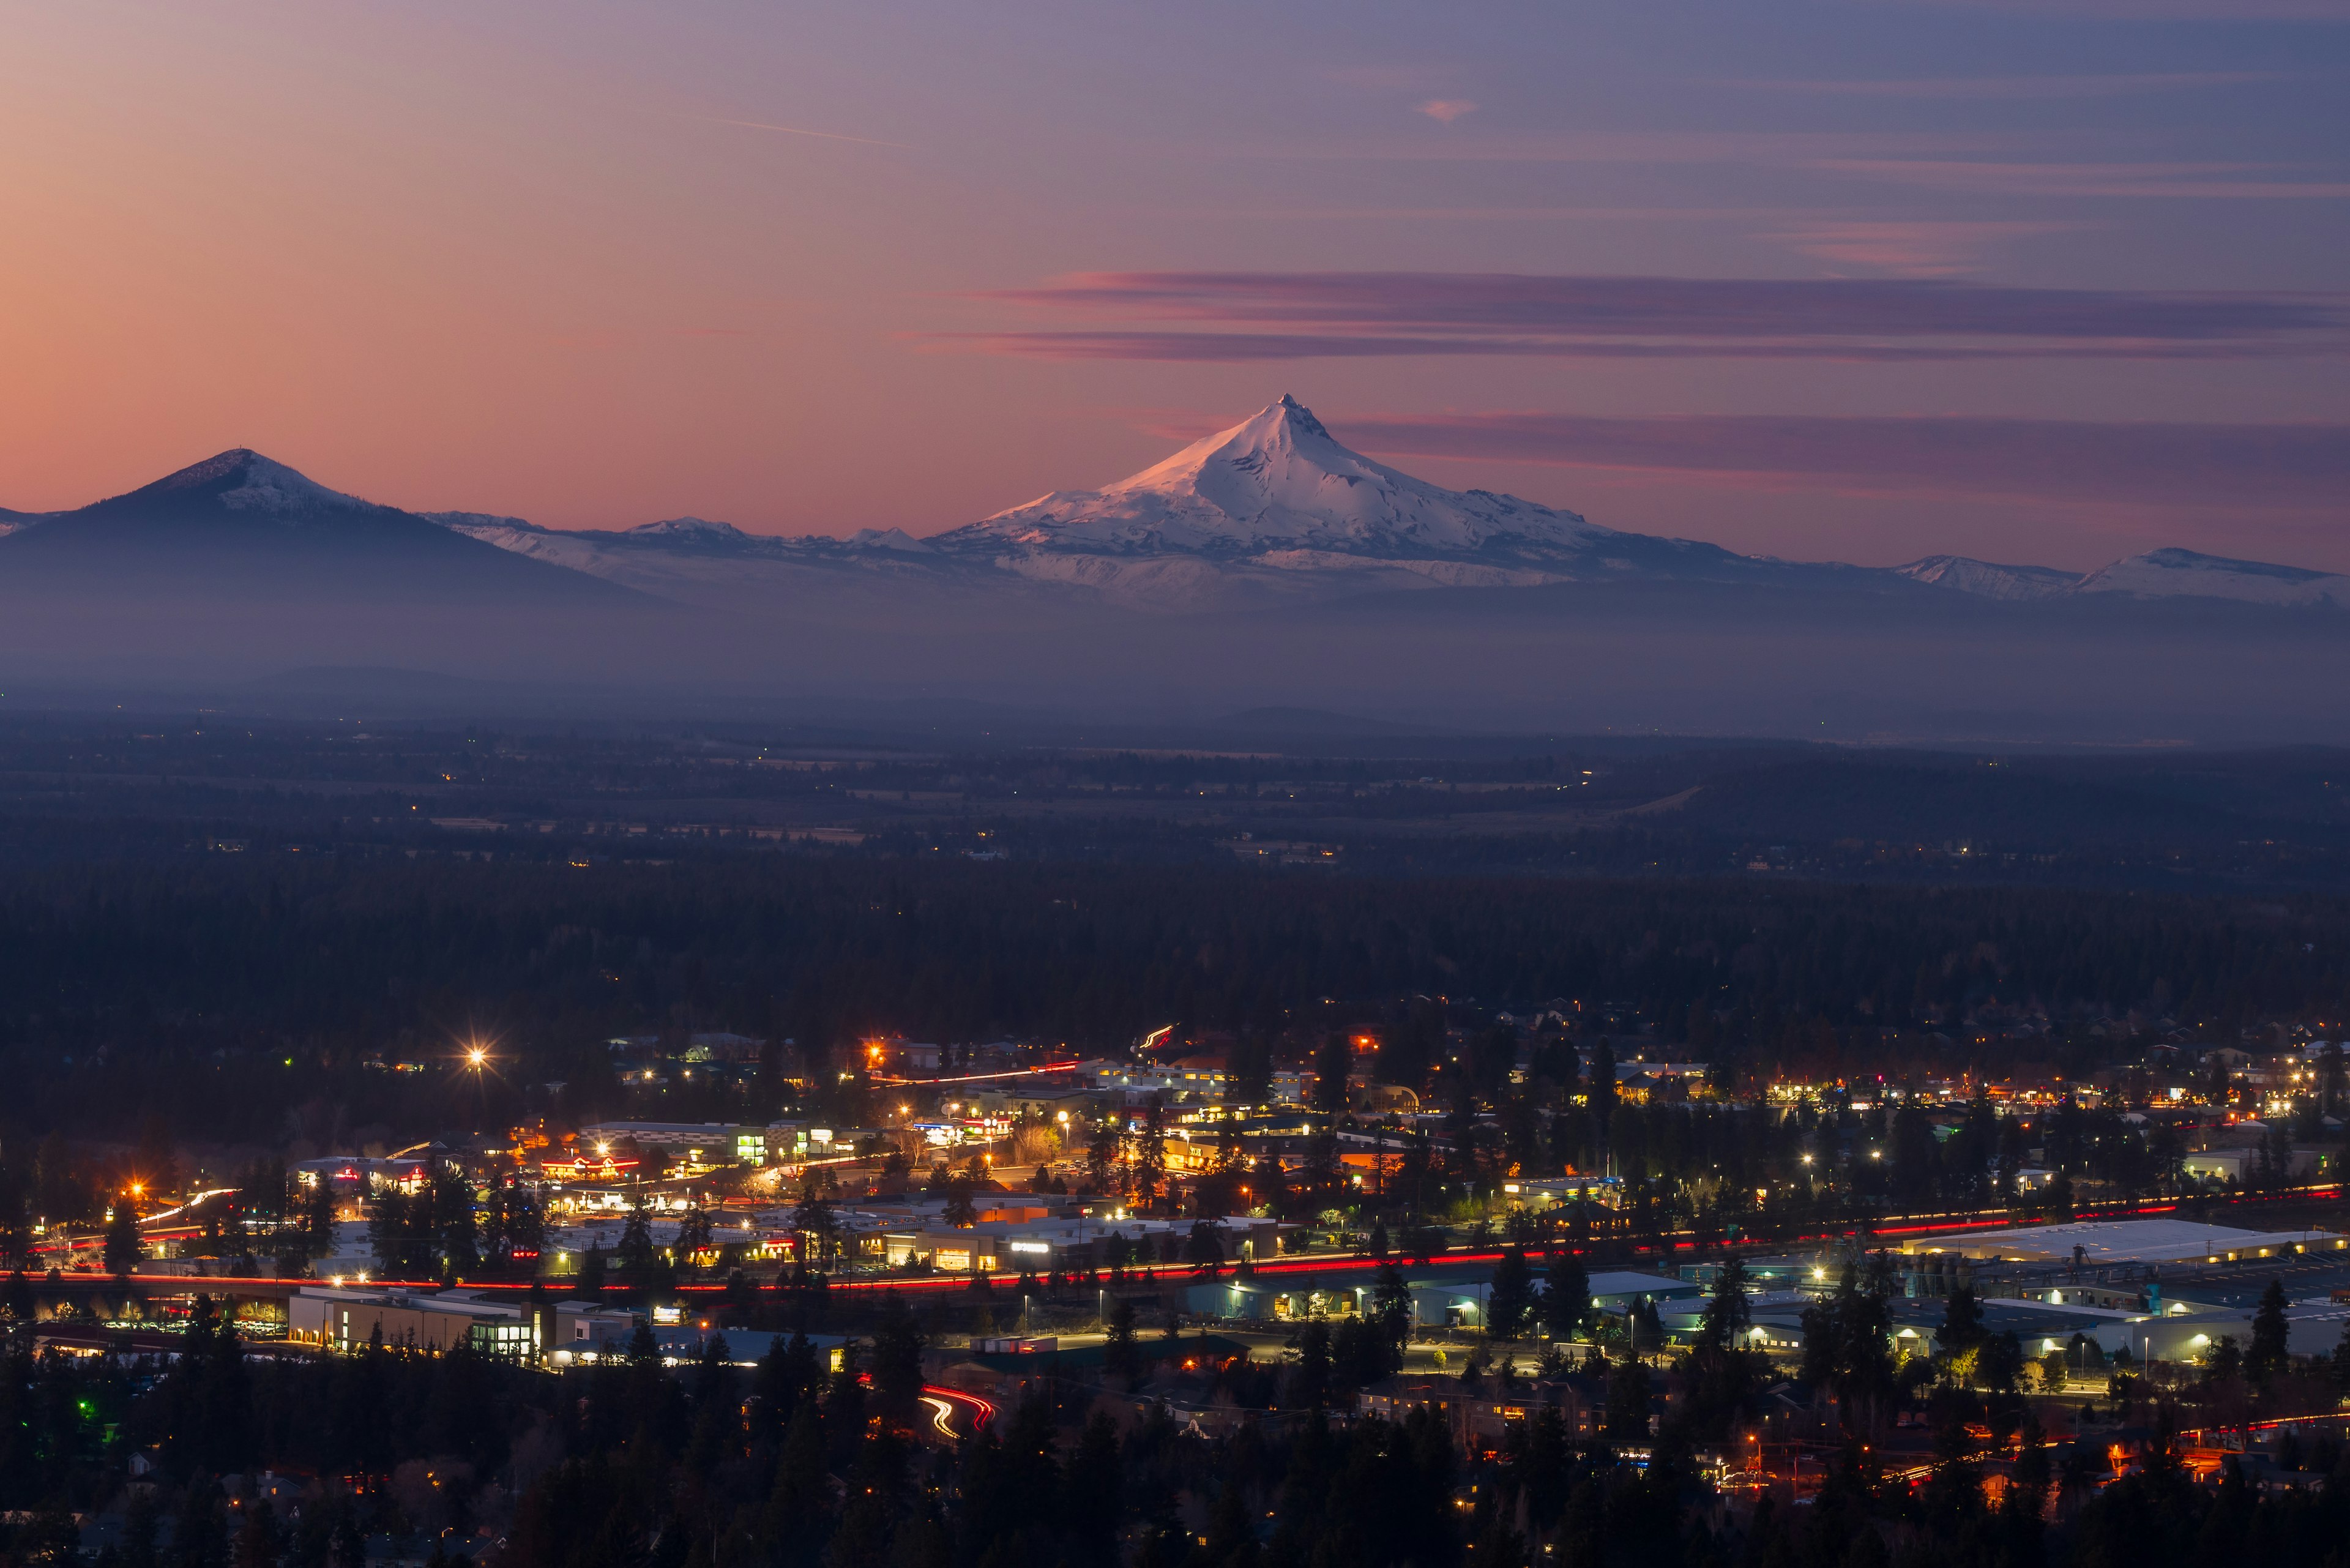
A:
[[6, 409, 2345, 616], [0, 448, 650, 607], [413, 395, 2350, 613]]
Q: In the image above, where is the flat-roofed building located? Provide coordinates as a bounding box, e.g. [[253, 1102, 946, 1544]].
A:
[[1893, 1219, 2344, 1267]]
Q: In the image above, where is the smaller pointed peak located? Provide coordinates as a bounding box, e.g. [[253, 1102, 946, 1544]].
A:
[[1269, 394, 1327, 436], [155, 448, 267, 489], [1225, 395, 1331, 450], [133, 448, 363, 514]]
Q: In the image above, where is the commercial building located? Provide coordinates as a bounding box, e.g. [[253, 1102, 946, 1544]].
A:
[[575, 1122, 769, 1166], [1890, 1219, 2346, 1267], [286, 1284, 635, 1361]]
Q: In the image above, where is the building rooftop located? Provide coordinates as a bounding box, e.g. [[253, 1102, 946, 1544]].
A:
[[1898, 1218, 2343, 1265]]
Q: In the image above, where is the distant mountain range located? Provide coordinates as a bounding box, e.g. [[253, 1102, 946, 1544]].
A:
[[2, 398, 2346, 741], [411, 394, 2343, 612], [5, 397, 2341, 614]]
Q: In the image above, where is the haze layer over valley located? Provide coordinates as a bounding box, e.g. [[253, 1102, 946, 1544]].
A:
[[1, 401, 2343, 745]]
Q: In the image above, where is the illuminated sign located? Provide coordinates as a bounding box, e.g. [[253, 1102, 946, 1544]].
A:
[[540, 1155, 640, 1180]]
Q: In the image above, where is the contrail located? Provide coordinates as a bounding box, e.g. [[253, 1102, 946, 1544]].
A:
[[698, 116, 908, 149]]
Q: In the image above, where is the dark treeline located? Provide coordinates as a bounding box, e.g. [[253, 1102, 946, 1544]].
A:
[[1, 856, 2346, 1149], [8, 1290, 2350, 1568]]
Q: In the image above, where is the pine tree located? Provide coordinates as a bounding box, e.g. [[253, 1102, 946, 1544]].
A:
[[1313, 1032, 1353, 1118], [1289, 1319, 1332, 1408], [1104, 1299, 1140, 1389], [941, 1176, 976, 1229], [869, 1296, 925, 1420], [1586, 1039, 1619, 1133], [1371, 1261, 1414, 1354], [300, 1180, 335, 1252], [2248, 1277, 2290, 1386], [1936, 1282, 1986, 1357], [676, 1191, 715, 1259], [1539, 1252, 1590, 1341], [619, 1192, 656, 1272], [103, 1200, 142, 1275], [792, 1178, 839, 1271], [1695, 1255, 1752, 1352], [1129, 1097, 1169, 1211], [764, 1404, 831, 1567], [430, 1165, 477, 1277], [1488, 1247, 1536, 1340]]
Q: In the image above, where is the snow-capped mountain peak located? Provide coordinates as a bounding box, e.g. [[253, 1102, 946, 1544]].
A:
[[143, 449, 373, 517], [1892, 555, 2082, 602], [2074, 547, 2350, 607], [386, 398, 2350, 619], [936, 394, 1614, 563]]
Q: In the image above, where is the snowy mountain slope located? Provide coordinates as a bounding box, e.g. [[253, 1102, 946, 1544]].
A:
[[427, 395, 1757, 607], [938, 394, 1613, 562], [2072, 548, 2350, 608], [425, 509, 952, 604], [905, 394, 1822, 605], [0, 449, 643, 605], [405, 397, 2350, 616], [1893, 555, 2082, 602]]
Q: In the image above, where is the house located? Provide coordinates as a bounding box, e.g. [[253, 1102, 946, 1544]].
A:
[[684, 1032, 765, 1064], [1360, 1373, 1605, 1452]]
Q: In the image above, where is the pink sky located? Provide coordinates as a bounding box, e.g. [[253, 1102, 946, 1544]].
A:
[[2, 1, 2344, 572]]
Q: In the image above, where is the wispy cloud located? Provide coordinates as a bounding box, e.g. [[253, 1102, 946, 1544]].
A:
[[696, 116, 908, 149], [1253, 129, 2342, 203], [1328, 411, 2350, 509], [1315, 64, 1452, 91], [922, 331, 2315, 364], [1414, 99, 1480, 123], [1751, 71, 2289, 99], [1874, 0, 2350, 18], [1816, 159, 2350, 198], [1763, 220, 2089, 277], [927, 270, 2348, 362]]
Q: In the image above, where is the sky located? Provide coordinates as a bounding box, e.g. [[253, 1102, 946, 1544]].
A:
[[2, 0, 2346, 572]]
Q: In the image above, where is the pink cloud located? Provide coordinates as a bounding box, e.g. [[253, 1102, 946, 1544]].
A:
[[1414, 99, 1479, 123], [1762, 221, 2086, 277], [1814, 159, 2350, 199], [936, 269, 2348, 360]]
